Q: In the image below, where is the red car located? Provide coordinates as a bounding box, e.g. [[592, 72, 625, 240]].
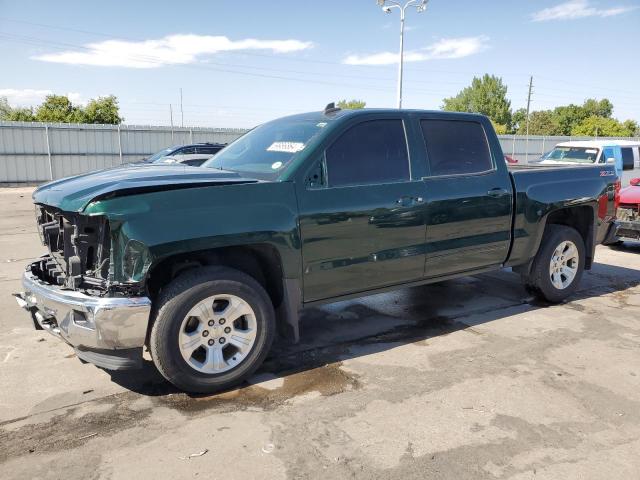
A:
[[504, 155, 518, 164], [615, 178, 640, 242]]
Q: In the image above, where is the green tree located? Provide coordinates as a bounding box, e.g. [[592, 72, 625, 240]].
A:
[[337, 99, 366, 110], [34, 95, 81, 123], [511, 108, 527, 133], [0, 97, 11, 119], [5, 107, 36, 121], [442, 74, 512, 130], [80, 96, 123, 124], [622, 119, 639, 137], [519, 110, 562, 135], [582, 98, 613, 118], [553, 104, 587, 136], [571, 116, 630, 137]]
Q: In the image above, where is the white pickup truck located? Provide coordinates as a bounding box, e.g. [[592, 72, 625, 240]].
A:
[[539, 140, 640, 186]]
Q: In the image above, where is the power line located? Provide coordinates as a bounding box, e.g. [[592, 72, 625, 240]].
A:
[[1, 16, 638, 99]]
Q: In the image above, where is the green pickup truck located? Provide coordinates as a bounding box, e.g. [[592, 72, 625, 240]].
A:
[[15, 107, 619, 393]]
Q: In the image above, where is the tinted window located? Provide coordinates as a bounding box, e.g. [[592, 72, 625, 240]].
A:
[[179, 146, 196, 155], [325, 120, 409, 187], [421, 120, 493, 176], [621, 147, 635, 171], [197, 146, 223, 155], [182, 159, 206, 167]]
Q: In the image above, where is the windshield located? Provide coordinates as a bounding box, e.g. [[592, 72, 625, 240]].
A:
[[543, 146, 600, 163], [148, 147, 177, 163], [202, 117, 327, 179]]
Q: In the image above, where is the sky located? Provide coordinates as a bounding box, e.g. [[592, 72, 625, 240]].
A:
[[1, 0, 639, 128]]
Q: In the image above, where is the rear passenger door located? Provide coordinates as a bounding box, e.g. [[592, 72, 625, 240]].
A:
[[297, 118, 428, 302], [419, 117, 513, 278]]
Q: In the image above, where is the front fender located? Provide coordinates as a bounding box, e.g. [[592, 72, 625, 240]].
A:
[[84, 182, 302, 284]]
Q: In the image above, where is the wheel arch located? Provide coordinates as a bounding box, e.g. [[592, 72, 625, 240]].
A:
[[514, 204, 596, 276], [144, 244, 301, 343]]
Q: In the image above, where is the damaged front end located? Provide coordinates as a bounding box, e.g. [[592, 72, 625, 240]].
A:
[[32, 204, 112, 292], [15, 204, 152, 370]]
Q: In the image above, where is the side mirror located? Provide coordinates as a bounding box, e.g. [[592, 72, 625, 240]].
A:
[[305, 160, 325, 189], [630, 178, 640, 186]]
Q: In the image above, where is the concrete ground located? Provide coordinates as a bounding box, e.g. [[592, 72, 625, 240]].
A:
[[1, 186, 640, 480]]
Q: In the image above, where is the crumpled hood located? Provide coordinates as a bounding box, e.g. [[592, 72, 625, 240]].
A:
[[33, 163, 259, 212]]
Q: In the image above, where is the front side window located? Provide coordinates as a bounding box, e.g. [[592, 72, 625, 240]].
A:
[[421, 120, 493, 176], [325, 119, 409, 187]]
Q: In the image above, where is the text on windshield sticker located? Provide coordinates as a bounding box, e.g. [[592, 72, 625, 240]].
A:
[[267, 142, 305, 153]]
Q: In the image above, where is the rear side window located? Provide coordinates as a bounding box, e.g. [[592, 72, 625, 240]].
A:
[[420, 120, 493, 176], [178, 146, 196, 155], [621, 147, 635, 171], [325, 119, 410, 187]]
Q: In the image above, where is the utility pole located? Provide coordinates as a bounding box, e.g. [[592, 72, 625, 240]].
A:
[[169, 104, 174, 141], [179, 88, 184, 128], [525, 75, 533, 163]]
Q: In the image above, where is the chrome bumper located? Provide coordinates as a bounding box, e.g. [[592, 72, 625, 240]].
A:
[[15, 266, 152, 367]]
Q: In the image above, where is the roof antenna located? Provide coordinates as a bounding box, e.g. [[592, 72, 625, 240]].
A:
[[324, 102, 341, 115]]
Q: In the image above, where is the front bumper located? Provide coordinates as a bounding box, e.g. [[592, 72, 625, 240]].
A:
[[15, 263, 152, 369], [616, 220, 640, 241]]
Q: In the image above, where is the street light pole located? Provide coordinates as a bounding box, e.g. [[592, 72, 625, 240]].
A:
[[377, 0, 429, 109], [397, 7, 405, 109]]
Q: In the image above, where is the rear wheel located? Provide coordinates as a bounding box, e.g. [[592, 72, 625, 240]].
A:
[[523, 225, 585, 303], [150, 266, 275, 393]]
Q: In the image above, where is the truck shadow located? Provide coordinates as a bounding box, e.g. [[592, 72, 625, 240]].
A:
[[107, 258, 640, 400]]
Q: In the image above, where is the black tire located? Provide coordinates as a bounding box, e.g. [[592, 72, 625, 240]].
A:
[[522, 225, 585, 303], [149, 266, 275, 393]]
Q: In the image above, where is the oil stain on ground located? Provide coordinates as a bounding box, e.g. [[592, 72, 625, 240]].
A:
[[0, 362, 359, 464], [160, 362, 360, 414]]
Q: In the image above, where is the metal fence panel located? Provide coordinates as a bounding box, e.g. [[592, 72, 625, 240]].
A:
[[1, 120, 638, 183], [0, 121, 248, 182]]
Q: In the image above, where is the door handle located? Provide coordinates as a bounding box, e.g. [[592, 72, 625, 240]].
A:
[[396, 196, 424, 206], [487, 188, 509, 198]]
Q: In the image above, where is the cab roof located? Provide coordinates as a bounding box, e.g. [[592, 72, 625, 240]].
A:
[[275, 108, 488, 123]]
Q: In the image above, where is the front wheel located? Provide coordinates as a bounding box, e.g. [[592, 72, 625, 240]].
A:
[[149, 266, 275, 393], [522, 225, 585, 303]]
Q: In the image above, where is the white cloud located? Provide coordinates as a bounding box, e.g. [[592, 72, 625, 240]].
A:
[[343, 36, 488, 66], [532, 0, 637, 21], [33, 34, 313, 68], [0, 88, 85, 106]]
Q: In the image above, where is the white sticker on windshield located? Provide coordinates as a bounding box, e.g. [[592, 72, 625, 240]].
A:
[[586, 149, 598, 154], [267, 142, 305, 153], [271, 161, 283, 170]]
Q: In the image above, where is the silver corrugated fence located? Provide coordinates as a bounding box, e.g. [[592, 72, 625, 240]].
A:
[[0, 121, 247, 183], [1, 120, 638, 183]]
